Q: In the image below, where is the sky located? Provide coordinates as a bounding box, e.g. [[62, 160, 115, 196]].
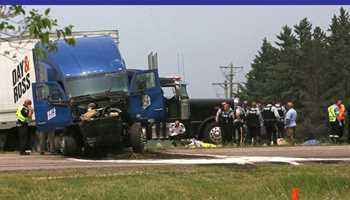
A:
[[30, 6, 349, 98]]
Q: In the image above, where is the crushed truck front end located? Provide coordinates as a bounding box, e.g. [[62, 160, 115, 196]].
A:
[[32, 35, 145, 156]]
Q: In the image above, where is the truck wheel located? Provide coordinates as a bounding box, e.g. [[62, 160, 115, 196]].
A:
[[54, 135, 62, 153], [0, 132, 7, 151], [129, 123, 146, 153], [203, 121, 222, 144], [61, 136, 78, 156]]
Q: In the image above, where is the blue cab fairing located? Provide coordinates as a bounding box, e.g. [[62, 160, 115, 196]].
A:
[[35, 36, 125, 82], [33, 36, 126, 131]]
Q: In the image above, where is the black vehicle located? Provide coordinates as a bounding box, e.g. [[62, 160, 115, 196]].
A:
[[146, 76, 234, 144]]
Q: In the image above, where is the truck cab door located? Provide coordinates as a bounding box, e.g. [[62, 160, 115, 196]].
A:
[[178, 84, 190, 120], [128, 70, 164, 121], [32, 81, 72, 132]]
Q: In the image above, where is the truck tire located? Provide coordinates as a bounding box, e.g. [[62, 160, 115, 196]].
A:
[[61, 136, 78, 156], [203, 121, 222, 144], [0, 132, 7, 151], [54, 135, 62, 153], [128, 122, 145, 153]]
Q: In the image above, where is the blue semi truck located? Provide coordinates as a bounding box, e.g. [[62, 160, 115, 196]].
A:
[[0, 30, 167, 155], [0, 30, 230, 156]]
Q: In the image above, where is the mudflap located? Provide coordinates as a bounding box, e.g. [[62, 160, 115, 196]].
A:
[[79, 117, 124, 150]]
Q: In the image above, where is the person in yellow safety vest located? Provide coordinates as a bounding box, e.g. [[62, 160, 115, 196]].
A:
[[16, 99, 33, 155], [328, 103, 340, 142], [336, 100, 346, 139]]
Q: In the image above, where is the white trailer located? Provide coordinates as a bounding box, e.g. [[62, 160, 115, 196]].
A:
[[0, 40, 37, 129]]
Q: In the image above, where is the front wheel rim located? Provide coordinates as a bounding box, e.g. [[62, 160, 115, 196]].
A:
[[209, 126, 222, 144]]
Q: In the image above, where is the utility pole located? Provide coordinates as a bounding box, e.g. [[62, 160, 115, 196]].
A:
[[212, 63, 243, 99], [212, 80, 229, 98]]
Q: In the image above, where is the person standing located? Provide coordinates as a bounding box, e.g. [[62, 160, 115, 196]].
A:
[[285, 102, 297, 145], [234, 103, 246, 145], [16, 99, 33, 155], [328, 102, 340, 142], [38, 130, 55, 155], [245, 101, 263, 145], [261, 103, 279, 145], [336, 100, 346, 139], [275, 103, 286, 139], [216, 101, 234, 144]]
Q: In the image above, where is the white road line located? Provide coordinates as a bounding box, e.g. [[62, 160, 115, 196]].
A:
[[67, 156, 350, 166]]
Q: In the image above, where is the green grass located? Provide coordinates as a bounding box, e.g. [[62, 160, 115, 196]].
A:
[[1, 164, 350, 200]]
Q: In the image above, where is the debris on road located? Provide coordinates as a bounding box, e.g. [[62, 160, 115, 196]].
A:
[[186, 138, 221, 148], [303, 139, 320, 145]]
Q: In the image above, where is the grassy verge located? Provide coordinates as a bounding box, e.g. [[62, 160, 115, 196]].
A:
[[1, 164, 350, 200]]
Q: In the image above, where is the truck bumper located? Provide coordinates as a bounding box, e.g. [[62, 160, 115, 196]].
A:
[[79, 117, 124, 148]]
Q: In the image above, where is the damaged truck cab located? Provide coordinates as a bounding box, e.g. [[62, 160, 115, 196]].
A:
[[32, 34, 152, 155]]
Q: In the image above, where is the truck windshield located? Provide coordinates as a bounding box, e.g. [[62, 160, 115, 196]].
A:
[[65, 72, 128, 98]]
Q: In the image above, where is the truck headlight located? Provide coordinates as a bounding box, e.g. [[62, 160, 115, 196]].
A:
[[142, 94, 151, 109]]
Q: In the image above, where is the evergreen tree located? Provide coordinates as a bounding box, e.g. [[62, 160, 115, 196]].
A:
[[293, 18, 313, 112], [301, 26, 329, 125], [327, 7, 350, 102], [273, 25, 299, 103], [243, 38, 278, 102], [240, 7, 350, 138]]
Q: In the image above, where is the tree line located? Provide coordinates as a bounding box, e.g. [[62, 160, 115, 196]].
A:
[[239, 7, 350, 134]]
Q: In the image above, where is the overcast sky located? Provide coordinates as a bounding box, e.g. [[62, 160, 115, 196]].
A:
[[30, 6, 349, 98]]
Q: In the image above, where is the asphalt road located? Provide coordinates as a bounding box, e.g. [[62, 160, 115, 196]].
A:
[[0, 153, 165, 171], [1, 145, 350, 171]]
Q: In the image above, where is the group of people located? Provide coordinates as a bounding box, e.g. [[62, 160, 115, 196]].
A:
[[15, 98, 350, 154], [328, 100, 347, 143], [215, 100, 297, 146]]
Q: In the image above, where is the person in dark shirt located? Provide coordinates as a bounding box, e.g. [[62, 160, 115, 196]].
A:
[[261, 104, 279, 145], [216, 101, 234, 144], [275, 103, 286, 138], [16, 99, 33, 155], [245, 102, 263, 145]]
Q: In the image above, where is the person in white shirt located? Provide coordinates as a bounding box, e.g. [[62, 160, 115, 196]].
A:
[[169, 120, 186, 146], [285, 102, 297, 145]]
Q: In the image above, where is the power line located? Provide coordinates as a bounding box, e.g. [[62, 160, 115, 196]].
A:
[[212, 63, 243, 99]]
